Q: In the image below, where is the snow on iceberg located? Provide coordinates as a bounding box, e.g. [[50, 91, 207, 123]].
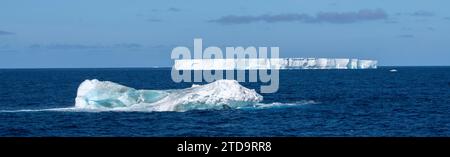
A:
[[174, 58, 377, 70], [75, 79, 263, 112]]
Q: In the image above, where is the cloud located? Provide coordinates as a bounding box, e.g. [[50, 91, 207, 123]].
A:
[[209, 9, 388, 25], [29, 43, 143, 50], [113, 43, 143, 49], [150, 7, 181, 13], [411, 10, 434, 17], [45, 44, 105, 50], [315, 9, 388, 23], [0, 30, 15, 35], [168, 7, 181, 12], [147, 18, 163, 22], [398, 34, 414, 38]]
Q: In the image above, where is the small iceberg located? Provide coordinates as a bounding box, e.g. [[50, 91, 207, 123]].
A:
[[389, 69, 398, 72], [75, 79, 263, 112], [1, 79, 318, 113]]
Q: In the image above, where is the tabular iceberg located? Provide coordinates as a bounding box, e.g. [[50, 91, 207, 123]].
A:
[[174, 58, 377, 70], [75, 79, 263, 112]]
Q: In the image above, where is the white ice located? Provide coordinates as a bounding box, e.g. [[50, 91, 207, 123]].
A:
[[174, 58, 377, 70], [75, 79, 263, 112]]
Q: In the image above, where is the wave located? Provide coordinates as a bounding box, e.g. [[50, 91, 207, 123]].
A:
[[0, 108, 77, 113], [251, 100, 318, 109], [0, 79, 316, 113], [0, 101, 316, 113]]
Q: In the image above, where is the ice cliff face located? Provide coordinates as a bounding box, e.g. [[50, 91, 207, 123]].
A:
[[174, 58, 377, 70]]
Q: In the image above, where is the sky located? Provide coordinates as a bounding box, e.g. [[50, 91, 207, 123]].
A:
[[1, 0, 449, 68]]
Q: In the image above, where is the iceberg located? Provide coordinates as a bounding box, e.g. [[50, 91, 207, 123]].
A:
[[1, 79, 318, 113], [75, 79, 263, 112], [357, 59, 378, 69], [174, 58, 377, 70]]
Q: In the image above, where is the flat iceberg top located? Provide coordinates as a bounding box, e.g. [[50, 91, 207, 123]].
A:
[[75, 79, 263, 112], [174, 58, 377, 70]]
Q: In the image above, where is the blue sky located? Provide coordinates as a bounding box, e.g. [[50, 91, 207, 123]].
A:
[[1, 0, 449, 68]]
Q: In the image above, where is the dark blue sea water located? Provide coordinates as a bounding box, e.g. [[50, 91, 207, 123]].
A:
[[0, 67, 449, 136]]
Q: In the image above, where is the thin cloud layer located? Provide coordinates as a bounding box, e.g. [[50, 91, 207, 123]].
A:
[[209, 9, 388, 25], [147, 18, 163, 22], [168, 7, 181, 12], [28, 43, 143, 50], [0, 30, 15, 35], [398, 34, 415, 38], [411, 10, 435, 17]]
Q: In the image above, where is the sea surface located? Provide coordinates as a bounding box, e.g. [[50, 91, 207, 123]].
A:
[[0, 67, 449, 136]]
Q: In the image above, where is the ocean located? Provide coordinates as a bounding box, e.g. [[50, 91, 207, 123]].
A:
[[0, 67, 449, 136]]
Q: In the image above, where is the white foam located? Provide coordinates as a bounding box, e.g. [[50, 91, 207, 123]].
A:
[[251, 100, 318, 109]]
